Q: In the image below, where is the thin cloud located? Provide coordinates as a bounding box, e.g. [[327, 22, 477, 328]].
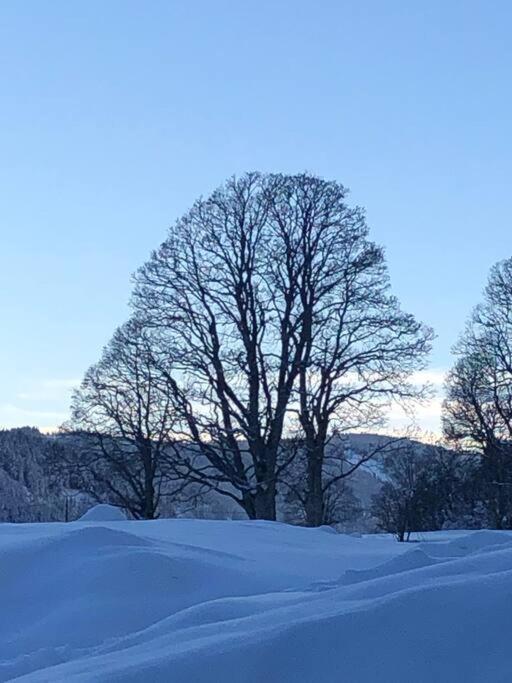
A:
[[17, 378, 80, 402]]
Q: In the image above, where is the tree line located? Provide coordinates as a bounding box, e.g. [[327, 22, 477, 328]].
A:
[[59, 171, 512, 533]]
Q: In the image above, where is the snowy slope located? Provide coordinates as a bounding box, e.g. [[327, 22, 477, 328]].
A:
[[1, 516, 511, 682]]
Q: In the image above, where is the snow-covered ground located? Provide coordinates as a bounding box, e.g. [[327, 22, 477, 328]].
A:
[[1, 511, 511, 682]]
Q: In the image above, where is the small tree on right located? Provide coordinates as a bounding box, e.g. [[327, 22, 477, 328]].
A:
[[371, 443, 431, 542], [442, 257, 512, 529], [371, 442, 461, 541]]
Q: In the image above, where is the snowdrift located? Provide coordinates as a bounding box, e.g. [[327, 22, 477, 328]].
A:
[[1, 520, 511, 682], [78, 504, 127, 522]]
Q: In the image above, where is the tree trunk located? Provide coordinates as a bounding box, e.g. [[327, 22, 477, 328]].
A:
[[242, 493, 257, 520], [304, 462, 324, 527], [303, 439, 325, 527], [238, 487, 276, 521], [143, 480, 156, 519], [253, 484, 277, 520], [142, 442, 157, 520], [249, 447, 278, 521]]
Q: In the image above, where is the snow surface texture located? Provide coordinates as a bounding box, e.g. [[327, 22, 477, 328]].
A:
[[1, 520, 511, 682]]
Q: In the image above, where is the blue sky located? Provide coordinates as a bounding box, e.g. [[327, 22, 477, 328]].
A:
[[1, 1, 511, 432]]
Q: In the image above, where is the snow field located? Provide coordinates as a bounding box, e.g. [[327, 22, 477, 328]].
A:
[[1, 513, 511, 682]]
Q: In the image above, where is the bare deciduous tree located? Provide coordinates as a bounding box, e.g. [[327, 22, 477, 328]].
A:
[[371, 442, 458, 541], [134, 173, 313, 519], [290, 201, 433, 525], [65, 319, 185, 519], [133, 172, 432, 522], [443, 257, 512, 528]]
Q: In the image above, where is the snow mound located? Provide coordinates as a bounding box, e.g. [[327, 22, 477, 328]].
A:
[[418, 529, 512, 559], [342, 547, 440, 584], [2, 521, 512, 682], [78, 504, 127, 522]]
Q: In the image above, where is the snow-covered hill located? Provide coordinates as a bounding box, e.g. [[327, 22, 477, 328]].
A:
[[1, 513, 511, 682]]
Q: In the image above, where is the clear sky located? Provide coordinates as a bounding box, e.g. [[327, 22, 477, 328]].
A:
[[1, 0, 511, 433]]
